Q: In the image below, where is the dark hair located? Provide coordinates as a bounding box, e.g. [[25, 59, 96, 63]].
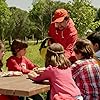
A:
[[11, 39, 28, 56], [39, 37, 55, 53], [87, 32, 100, 50], [45, 43, 71, 68], [0, 41, 4, 70], [74, 39, 95, 59]]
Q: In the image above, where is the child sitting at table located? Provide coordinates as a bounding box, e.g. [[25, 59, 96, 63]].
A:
[[6, 39, 43, 100], [28, 43, 83, 100], [71, 39, 100, 100], [0, 40, 19, 100], [6, 39, 38, 74]]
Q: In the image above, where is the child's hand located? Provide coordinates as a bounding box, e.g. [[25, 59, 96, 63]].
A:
[[0, 71, 23, 77], [8, 71, 23, 76], [37, 67, 45, 74], [28, 71, 38, 80], [13, 71, 23, 76], [28, 73, 34, 80], [33, 67, 39, 73]]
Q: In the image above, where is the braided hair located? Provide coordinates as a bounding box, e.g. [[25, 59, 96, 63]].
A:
[[45, 43, 71, 69]]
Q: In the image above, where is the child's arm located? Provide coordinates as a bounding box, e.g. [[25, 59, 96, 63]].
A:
[[6, 58, 31, 74], [25, 57, 39, 70], [28, 67, 51, 83], [6, 59, 22, 71], [28, 71, 39, 80]]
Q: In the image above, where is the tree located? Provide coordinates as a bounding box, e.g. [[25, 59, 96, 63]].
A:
[[29, 0, 51, 40], [29, 0, 70, 40], [0, 0, 11, 40], [6, 7, 33, 41], [67, 0, 97, 36], [95, 8, 100, 32], [30, 0, 99, 38]]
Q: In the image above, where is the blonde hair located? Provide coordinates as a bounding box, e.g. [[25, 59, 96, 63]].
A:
[[45, 43, 71, 68]]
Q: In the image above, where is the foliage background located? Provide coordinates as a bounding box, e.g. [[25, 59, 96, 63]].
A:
[[0, 0, 100, 42]]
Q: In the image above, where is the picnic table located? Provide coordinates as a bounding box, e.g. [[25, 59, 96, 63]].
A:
[[0, 75, 50, 100]]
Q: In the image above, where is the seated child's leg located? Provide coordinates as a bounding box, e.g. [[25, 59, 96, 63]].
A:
[[9, 96, 19, 100], [30, 94, 43, 100], [19, 94, 43, 100], [0, 95, 18, 100], [19, 96, 28, 100], [0, 95, 10, 100], [46, 91, 50, 100]]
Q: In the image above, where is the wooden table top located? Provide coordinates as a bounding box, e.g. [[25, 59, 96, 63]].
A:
[[0, 75, 50, 96]]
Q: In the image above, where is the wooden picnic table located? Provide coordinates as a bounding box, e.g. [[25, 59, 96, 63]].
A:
[[0, 75, 50, 99]]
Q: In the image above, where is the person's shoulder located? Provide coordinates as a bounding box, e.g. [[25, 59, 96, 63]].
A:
[[71, 59, 87, 69], [49, 22, 55, 29], [72, 60, 83, 65], [6, 56, 18, 64], [83, 58, 99, 68], [46, 65, 57, 71], [68, 18, 75, 26], [6, 56, 15, 61]]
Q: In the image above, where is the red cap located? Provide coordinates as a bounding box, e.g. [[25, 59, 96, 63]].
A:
[[52, 9, 69, 23]]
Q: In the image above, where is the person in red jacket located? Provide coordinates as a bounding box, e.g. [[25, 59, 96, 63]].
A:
[[48, 8, 78, 63], [6, 39, 38, 74]]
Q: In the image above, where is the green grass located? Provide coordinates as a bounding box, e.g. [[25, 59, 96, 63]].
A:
[[2, 42, 45, 71]]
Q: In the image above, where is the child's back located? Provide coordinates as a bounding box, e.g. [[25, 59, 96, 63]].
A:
[[34, 65, 81, 100], [28, 43, 82, 100], [72, 39, 100, 100]]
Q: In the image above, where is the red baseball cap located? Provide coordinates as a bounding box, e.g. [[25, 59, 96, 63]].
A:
[[52, 8, 69, 23]]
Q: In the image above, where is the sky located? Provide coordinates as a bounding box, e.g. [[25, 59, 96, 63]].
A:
[[6, 0, 100, 11]]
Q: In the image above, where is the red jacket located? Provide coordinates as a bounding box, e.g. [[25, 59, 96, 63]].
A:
[[6, 56, 36, 74], [48, 18, 78, 62]]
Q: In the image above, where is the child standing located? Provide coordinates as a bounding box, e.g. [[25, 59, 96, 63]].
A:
[[28, 43, 82, 100], [6, 39, 38, 74], [71, 39, 100, 100]]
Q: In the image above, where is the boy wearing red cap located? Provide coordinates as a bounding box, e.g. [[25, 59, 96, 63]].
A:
[[48, 8, 78, 63]]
